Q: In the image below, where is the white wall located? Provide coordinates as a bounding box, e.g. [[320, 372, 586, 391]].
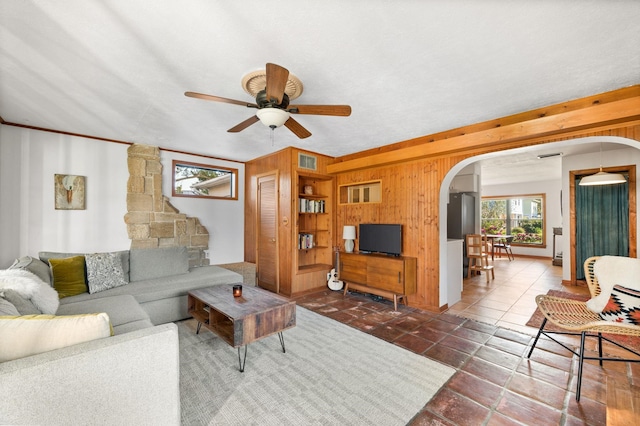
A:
[[0, 124, 245, 267], [159, 150, 244, 265]]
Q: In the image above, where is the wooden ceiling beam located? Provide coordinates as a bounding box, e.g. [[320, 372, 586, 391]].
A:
[[328, 85, 640, 173]]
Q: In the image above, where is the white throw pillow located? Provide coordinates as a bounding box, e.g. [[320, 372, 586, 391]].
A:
[[0, 269, 59, 314], [85, 252, 128, 294], [0, 313, 113, 362]]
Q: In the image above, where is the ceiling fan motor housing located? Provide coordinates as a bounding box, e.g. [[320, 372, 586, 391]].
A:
[[256, 89, 290, 110]]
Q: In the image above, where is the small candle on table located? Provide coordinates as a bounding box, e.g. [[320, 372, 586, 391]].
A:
[[233, 284, 242, 297]]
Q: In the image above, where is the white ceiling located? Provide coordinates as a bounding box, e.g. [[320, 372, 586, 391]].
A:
[[478, 142, 631, 186], [1, 1, 639, 169]]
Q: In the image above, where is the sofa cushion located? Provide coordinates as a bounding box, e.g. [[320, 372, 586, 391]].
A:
[[0, 295, 20, 316], [0, 313, 112, 362], [0, 289, 40, 315], [48, 256, 88, 298], [85, 252, 128, 294], [9, 256, 52, 285], [129, 246, 189, 282], [59, 265, 242, 304], [39, 251, 85, 265], [39, 250, 130, 282], [57, 295, 153, 334], [0, 269, 59, 314]]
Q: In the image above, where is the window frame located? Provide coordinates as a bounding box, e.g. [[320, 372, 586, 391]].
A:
[[481, 193, 546, 248], [172, 159, 238, 200]]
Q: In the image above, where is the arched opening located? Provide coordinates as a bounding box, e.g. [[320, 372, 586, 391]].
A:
[[439, 136, 640, 309]]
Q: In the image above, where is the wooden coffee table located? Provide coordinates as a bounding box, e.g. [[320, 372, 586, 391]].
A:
[[187, 284, 296, 372]]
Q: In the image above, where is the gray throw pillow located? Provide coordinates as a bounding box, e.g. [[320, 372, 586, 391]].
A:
[[85, 252, 128, 294], [0, 294, 20, 316], [0, 289, 41, 315], [9, 256, 52, 285]]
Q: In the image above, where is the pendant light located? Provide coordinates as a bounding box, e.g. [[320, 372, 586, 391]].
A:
[[579, 143, 626, 186]]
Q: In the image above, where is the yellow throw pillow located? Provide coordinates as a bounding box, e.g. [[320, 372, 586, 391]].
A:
[[48, 256, 87, 298], [0, 313, 113, 362]]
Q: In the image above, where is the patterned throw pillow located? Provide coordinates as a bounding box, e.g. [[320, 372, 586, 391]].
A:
[[85, 252, 128, 294], [599, 285, 640, 325]]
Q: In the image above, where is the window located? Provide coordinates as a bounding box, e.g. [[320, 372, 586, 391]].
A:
[[172, 160, 238, 200], [481, 194, 546, 246], [338, 181, 382, 204]]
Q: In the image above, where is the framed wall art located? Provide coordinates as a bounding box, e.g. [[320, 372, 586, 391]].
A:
[[54, 174, 86, 210]]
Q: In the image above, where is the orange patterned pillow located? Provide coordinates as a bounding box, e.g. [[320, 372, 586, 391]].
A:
[[599, 285, 640, 325]]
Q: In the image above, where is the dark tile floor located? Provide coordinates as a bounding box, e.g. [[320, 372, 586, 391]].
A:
[[293, 258, 639, 425]]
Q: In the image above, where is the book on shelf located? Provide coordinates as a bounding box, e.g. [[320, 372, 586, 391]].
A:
[[298, 233, 314, 249], [298, 198, 325, 213]]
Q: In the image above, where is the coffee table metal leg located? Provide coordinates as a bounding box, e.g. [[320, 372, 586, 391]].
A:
[[237, 346, 248, 372], [278, 332, 286, 353], [196, 322, 202, 334]]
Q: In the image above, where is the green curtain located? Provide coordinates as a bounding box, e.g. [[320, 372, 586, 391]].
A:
[[575, 177, 629, 279]]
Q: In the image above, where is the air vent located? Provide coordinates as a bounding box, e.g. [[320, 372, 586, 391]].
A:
[[298, 153, 317, 170], [537, 153, 563, 159]]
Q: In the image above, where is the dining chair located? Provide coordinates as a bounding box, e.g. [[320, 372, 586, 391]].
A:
[[465, 234, 494, 283], [493, 236, 514, 260]]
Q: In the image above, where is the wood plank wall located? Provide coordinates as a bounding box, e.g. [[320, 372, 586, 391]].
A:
[[245, 147, 334, 296], [336, 127, 640, 311], [245, 86, 640, 311], [331, 86, 640, 312]]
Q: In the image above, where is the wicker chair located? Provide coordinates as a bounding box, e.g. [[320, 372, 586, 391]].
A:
[[527, 256, 640, 401]]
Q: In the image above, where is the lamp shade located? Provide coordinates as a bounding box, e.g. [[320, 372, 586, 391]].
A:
[[579, 169, 626, 186], [342, 225, 356, 240], [256, 108, 290, 128]]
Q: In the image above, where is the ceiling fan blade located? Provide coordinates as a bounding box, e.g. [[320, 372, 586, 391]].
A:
[[284, 117, 312, 139], [265, 63, 289, 104], [227, 115, 260, 133], [185, 91, 257, 108], [288, 104, 352, 116]]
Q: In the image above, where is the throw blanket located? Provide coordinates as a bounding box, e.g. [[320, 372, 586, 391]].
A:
[[587, 256, 640, 313], [0, 269, 59, 314]]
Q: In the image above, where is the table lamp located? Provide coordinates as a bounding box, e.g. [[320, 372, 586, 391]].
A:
[[343, 225, 356, 253]]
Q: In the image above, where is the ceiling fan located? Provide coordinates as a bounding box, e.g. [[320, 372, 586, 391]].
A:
[[185, 63, 351, 139]]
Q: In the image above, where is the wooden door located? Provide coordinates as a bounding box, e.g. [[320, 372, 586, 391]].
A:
[[257, 172, 279, 293]]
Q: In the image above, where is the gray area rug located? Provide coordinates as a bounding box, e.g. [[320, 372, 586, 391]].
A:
[[178, 307, 455, 425]]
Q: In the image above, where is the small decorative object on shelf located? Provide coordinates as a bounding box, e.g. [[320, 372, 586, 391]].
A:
[[303, 185, 313, 195], [233, 284, 242, 297]]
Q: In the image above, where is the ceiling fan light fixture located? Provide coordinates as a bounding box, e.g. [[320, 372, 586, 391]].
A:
[[256, 108, 290, 129], [579, 168, 626, 186]]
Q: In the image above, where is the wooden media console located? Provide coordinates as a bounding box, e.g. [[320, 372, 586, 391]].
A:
[[338, 252, 416, 310]]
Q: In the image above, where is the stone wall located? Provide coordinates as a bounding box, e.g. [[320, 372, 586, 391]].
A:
[[125, 144, 209, 267]]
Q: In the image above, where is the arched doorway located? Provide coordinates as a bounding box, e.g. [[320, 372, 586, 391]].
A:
[[439, 136, 640, 308]]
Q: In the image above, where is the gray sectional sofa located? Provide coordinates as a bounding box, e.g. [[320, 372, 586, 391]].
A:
[[0, 246, 244, 425]]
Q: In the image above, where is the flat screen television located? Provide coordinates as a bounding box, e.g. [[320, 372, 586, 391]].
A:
[[358, 224, 402, 256]]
